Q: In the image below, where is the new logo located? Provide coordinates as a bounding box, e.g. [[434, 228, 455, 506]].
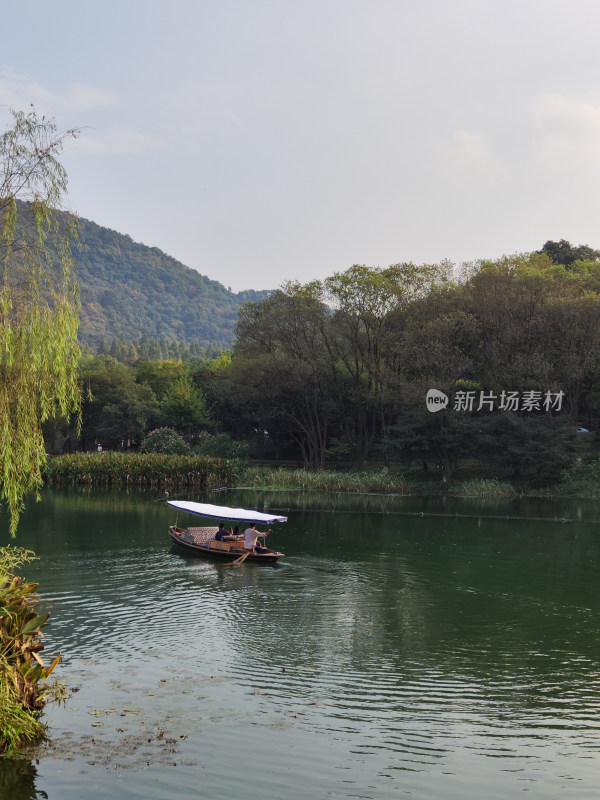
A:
[[426, 389, 449, 412]]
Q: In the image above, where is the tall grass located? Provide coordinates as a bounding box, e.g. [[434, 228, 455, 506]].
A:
[[239, 466, 410, 494], [455, 478, 517, 498], [0, 672, 45, 756], [45, 452, 240, 489]]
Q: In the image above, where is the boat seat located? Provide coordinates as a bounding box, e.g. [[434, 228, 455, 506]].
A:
[[186, 526, 219, 545], [209, 540, 234, 551]]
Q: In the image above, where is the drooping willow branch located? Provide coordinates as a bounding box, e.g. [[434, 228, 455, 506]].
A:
[[0, 109, 81, 536]]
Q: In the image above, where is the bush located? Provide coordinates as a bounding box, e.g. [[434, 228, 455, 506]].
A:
[[141, 427, 190, 455], [550, 459, 600, 498], [195, 433, 250, 460]]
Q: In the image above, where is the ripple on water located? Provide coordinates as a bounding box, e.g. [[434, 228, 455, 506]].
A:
[[17, 505, 600, 800]]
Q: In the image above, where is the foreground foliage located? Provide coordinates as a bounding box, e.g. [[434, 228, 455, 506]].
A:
[[0, 547, 59, 755], [0, 110, 81, 535]]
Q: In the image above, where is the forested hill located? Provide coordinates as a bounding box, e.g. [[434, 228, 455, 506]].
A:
[[71, 213, 270, 351]]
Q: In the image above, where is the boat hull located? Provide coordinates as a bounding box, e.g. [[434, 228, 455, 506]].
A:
[[168, 526, 284, 563]]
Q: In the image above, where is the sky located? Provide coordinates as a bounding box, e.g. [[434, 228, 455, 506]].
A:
[[2, 0, 600, 292]]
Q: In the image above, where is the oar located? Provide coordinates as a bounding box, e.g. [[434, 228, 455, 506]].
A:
[[228, 550, 250, 566]]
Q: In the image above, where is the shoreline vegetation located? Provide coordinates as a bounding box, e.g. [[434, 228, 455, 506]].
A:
[[44, 452, 240, 490], [43, 453, 600, 499], [0, 548, 61, 756]]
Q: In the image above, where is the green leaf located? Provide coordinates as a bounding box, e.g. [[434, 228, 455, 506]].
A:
[[21, 613, 50, 634]]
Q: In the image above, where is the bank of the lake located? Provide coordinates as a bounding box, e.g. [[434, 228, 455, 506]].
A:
[[0, 548, 64, 757], [44, 452, 600, 499], [1, 487, 600, 799], [44, 454, 413, 494]]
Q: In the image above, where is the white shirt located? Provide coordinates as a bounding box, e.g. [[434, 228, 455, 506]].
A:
[[244, 527, 262, 549]]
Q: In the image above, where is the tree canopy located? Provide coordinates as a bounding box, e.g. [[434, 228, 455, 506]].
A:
[[539, 239, 600, 268], [223, 253, 600, 479], [0, 109, 81, 534]]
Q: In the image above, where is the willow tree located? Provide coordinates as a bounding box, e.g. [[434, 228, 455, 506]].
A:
[[0, 109, 81, 535]]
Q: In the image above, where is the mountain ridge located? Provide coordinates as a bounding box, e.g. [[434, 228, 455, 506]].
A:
[[70, 212, 270, 352]]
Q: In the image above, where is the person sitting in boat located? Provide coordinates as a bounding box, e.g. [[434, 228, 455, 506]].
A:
[[244, 523, 271, 553], [215, 522, 235, 541]]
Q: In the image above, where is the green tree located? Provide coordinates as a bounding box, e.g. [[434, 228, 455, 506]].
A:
[[325, 263, 452, 465], [159, 375, 209, 435], [539, 239, 600, 268], [470, 413, 576, 482], [0, 109, 80, 535], [234, 282, 335, 468], [80, 355, 159, 449], [135, 359, 189, 399]]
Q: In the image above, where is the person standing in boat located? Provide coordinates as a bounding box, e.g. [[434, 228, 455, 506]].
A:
[[244, 523, 271, 553]]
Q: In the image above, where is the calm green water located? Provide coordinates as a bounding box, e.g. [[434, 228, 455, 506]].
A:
[[1, 488, 600, 799]]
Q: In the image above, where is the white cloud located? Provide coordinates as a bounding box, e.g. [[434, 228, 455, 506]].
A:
[[62, 82, 117, 112], [69, 127, 157, 157], [533, 92, 600, 171], [450, 130, 500, 177], [0, 68, 152, 157], [0, 68, 118, 116], [435, 129, 500, 181]]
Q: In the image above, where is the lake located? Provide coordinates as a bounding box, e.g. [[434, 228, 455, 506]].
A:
[[1, 487, 600, 799]]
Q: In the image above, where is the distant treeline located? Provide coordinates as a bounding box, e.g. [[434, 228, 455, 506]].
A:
[[91, 333, 224, 363], [45, 240, 600, 486]]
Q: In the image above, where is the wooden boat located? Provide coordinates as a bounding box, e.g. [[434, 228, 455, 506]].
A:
[[167, 499, 286, 564]]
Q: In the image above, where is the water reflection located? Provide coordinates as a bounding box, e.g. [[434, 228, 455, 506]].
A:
[[0, 758, 45, 800], [1, 488, 600, 799]]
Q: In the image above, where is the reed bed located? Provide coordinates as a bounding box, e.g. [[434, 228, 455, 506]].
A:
[[455, 478, 517, 498], [45, 452, 240, 489], [238, 466, 410, 494]]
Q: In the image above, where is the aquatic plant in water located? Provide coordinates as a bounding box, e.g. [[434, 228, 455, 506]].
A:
[[455, 478, 516, 498], [44, 451, 240, 488], [239, 466, 409, 494]]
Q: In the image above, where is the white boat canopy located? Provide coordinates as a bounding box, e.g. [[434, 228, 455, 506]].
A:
[[167, 499, 287, 524]]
